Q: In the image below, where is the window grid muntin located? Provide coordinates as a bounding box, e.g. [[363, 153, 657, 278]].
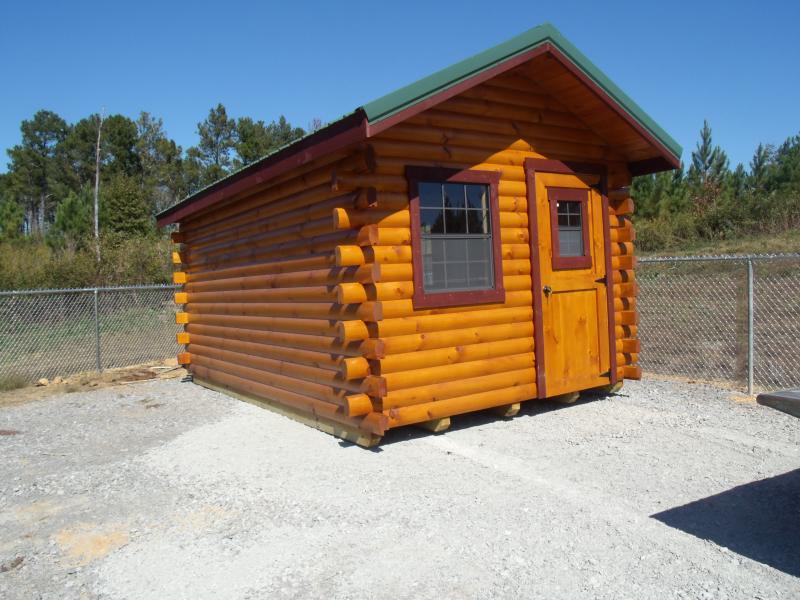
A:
[[419, 180, 495, 293]]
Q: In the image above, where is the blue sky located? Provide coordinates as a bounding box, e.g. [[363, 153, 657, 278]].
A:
[[1, 0, 798, 173]]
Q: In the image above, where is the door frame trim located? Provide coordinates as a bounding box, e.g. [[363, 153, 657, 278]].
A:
[[524, 158, 618, 399]]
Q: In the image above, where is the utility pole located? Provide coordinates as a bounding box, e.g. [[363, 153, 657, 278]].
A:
[[93, 109, 105, 263]]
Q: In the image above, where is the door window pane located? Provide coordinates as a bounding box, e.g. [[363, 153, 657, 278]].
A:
[[557, 200, 584, 257]]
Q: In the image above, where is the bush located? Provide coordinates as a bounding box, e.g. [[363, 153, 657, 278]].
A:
[[0, 235, 172, 290]]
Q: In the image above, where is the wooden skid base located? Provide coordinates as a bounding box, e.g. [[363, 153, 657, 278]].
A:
[[551, 391, 580, 404], [491, 402, 521, 417], [193, 377, 381, 448], [596, 382, 624, 394], [416, 417, 451, 433]]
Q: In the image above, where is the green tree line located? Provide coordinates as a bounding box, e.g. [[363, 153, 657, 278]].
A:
[[0, 105, 308, 289], [633, 121, 800, 252]]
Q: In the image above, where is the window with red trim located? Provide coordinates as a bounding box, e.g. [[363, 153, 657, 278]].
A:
[[407, 167, 505, 308], [548, 187, 592, 270]]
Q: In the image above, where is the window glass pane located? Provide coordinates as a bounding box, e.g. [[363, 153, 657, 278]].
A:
[[419, 182, 442, 208], [559, 229, 584, 257], [443, 183, 466, 209], [444, 209, 467, 234], [446, 260, 467, 288], [416, 179, 495, 293], [445, 238, 467, 262], [467, 209, 489, 234], [420, 208, 444, 234], [465, 184, 488, 210], [468, 261, 490, 288]]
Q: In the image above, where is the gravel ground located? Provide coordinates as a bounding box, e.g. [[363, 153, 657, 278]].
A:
[[1, 377, 798, 599]]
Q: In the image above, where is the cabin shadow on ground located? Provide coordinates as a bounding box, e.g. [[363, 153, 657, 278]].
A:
[[651, 468, 800, 577]]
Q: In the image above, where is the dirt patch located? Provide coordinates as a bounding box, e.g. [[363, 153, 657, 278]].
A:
[[55, 524, 130, 567], [0, 429, 21, 436], [0, 360, 186, 408]]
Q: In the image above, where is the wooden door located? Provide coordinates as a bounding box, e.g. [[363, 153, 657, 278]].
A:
[[526, 164, 613, 397]]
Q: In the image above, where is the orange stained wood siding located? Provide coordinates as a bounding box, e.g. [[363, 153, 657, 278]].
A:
[[171, 62, 640, 436]]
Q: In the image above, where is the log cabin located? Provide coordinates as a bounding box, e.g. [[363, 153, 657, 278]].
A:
[[157, 24, 681, 446]]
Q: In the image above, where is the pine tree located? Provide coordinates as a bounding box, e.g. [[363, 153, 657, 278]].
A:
[[51, 188, 93, 243], [6, 110, 70, 234], [189, 104, 237, 186], [101, 174, 153, 236], [0, 194, 24, 241]]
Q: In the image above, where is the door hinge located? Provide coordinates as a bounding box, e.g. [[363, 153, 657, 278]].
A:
[[600, 370, 611, 378], [595, 276, 607, 285]]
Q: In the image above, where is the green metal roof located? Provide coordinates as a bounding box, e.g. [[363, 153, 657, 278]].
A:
[[362, 23, 682, 160]]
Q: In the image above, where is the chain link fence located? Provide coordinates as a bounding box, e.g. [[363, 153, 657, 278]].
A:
[[0, 285, 181, 384], [638, 254, 800, 393], [1, 256, 798, 392]]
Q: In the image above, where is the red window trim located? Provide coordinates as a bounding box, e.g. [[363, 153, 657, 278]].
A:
[[548, 187, 592, 270], [406, 166, 505, 309]]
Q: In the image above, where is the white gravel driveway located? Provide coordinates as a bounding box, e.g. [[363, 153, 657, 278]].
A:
[[1, 377, 798, 599]]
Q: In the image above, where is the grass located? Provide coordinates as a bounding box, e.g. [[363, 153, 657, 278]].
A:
[[0, 375, 29, 392], [639, 229, 800, 258]]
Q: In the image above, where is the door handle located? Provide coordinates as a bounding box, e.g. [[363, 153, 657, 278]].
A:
[[543, 285, 552, 297]]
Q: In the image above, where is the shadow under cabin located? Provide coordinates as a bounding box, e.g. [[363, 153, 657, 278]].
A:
[[157, 23, 682, 447]]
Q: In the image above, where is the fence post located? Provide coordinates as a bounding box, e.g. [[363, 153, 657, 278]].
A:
[[93, 288, 102, 372], [746, 259, 754, 395]]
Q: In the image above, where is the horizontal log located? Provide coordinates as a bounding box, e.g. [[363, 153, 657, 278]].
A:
[[367, 245, 413, 264], [186, 254, 334, 283], [335, 245, 366, 266], [183, 313, 339, 336], [623, 365, 642, 380], [337, 320, 370, 341], [615, 324, 638, 339], [358, 225, 411, 247], [370, 260, 530, 283], [341, 357, 370, 380], [333, 207, 408, 230], [185, 323, 363, 356], [385, 382, 538, 428], [611, 255, 637, 270], [372, 321, 534, 358], [190, 345, 362, 400], [185, 265, 373, 293], [344, 393, 373, 418], [187, 301, 374, 321], [615, 311, 639, 326], [613, 297, 637, 311], [611, 197, 635, 215], [382, 352, 535, 392], [186, 333, 346, 371], [377, 338, 534, 375], [382, 367, 534, 409], [190, 191, 354, 251], [613, 282, 639, 298], [611, 269, 635, 284], [374, 290, 531, 320], [185, 286, 338, 304], [609, 226, 635, 243], [353, 187, 378, 209], [372, 306, 532, 338], [190, 364, 372, 432], [611, 242, 635, 256], [337, 282, 368, 304], [616, 338, 641, 353]]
